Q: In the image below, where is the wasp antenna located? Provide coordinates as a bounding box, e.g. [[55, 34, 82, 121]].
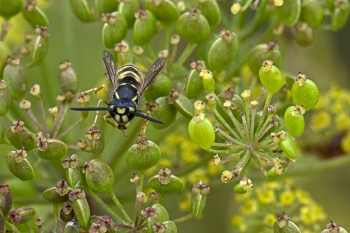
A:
[[70, 107, 110, 111], [134, 111, 164, 124]]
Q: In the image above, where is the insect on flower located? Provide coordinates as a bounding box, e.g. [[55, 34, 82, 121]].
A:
[[70, 51, 165, 136]]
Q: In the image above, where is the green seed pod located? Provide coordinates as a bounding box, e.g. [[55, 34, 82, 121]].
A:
[[259, 60, 283, 94], [42, 187, 69, 204], [82, 159, 114, 193], [37, 138, 68, 160], [284, 106, 305, 137], [95, 0, 119, 15], [69, 0, 97, 22], [321, 221, 348, 233], [0, 42, 12, 78], [22, 0, 50, 28], [60, 202, 75, 223], [145, 74, 173, 101], [58, 61, 79, 95], [118, 0, 139, 28], [293, 22, 314, 47], [7, 206, 36, 225], [144, 0, 179, 26], [7, 120, 35, 151], [0, 0, 23, 19], [102, 11, 128, 48], [6, 149, 34, 181], [148, 174, 183, 194], [190, 180, 210, 218], [197, 0, 220, 28], [167, 91, 194, 119], [152, 203, 170, 222], [0, 209, 4, 233], [176, 8, 210, 44], [188, 113, 215, 150], [0, 81, 11, 116], [69, 189, 90, 229], [3, 58, 27, 100], [276, 0, 301, 26], [331, 0, 350, 31], [208, 29, 238, 74], [273, 217, 301, 233], [63, 154, 87, 189], [186, 61, 205, 99], [248, 42, 281, 77], [300, 0, 324, 29], [278, 132, 297, 160], [133, 10, 157, 45], [291, 74, 319, 111], [162, 221, 178, 233], [31, 26, 50, 65], [0, 184, 12, 217], [148, 97, 177, 129], [85, 126, 105, 155], [126, 140, 161, 171], [199, 69, 215, 93]]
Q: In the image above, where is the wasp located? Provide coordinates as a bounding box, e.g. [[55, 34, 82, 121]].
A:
[[70, 51, 165, 136]]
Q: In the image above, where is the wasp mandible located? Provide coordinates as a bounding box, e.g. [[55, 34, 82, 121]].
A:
[[70, 51, 165, 136]]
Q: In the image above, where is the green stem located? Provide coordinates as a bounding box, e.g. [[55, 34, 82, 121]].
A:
[[85, 189, 126, 224], [255, 92, 273, 137], [158, 193, 168, 203], [134, 172, 145, 227], [207, 148, 242, 154], [145, 44, 156, 60], [53, 203, 59, 233], [56, 117, 83, 139], [172, 213, 194, 224], [37, 97, 49, 137], [24, 222, 34, 233], [51, 103, 69, 138], [175, 43, 197, 67], [5, 222, 21, 233], [108, 191, 133, 224]]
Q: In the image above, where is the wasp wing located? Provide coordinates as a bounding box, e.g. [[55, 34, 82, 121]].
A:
[[102, 50, 119, 90], [139, 57, 165, 95]]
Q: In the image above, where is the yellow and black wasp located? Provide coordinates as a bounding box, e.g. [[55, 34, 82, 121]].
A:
[[70, 51, 165, 135]]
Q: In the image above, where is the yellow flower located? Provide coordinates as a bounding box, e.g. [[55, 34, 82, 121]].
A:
[[187, 169, 209, 184], [310, 111, 331, 131], [263, 214, 277, 226], [335, 113, 350, 130], [230, 215, 244, 226], [279, 190, 295, 206], [234, 192, 251, 203], [341, 133, 350, 152], [330, 101, 343, 113], [300, 206, 317, 225], [314, 95, 329, 109], [295, 189, 311, 205], [241, 199, 258, 215], [257, 189, 276, 205]]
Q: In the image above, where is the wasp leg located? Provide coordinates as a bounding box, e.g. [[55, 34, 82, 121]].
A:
[[91, 99, 110, 126], [76, 84, 110, 97], [102, 115, 127, 137]]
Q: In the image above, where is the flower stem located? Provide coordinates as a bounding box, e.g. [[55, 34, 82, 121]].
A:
[[172, 213, 194, 224], [108, 191, 133, 224], [53, 203, 59, 233], [176, 43, 197, 66], [56, 117, 83, 139], [5, 222, 20, 233], [24, 222, 34, 233], [255, 92, 273, 137]]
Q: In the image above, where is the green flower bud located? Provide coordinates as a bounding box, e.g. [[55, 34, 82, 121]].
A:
[[8, 206, 36, 225], [152, 203, 170, 222], [266, 163, 284, 179], [197, 0, 220, 28], [0, 184, 12, 217], [126, 140, 161, 171], [0, 0, 23, 19], [208, 28, 238, 74], [58, 61, 79, 97], [321, 221, 349, 233], [248, 42, 281, 77], [273, 213, 301, 233], [291, 74, 319, 111], [6, 149, 34, 181], [188, 113, 215, 150], [293, 22, 314, 47], [42, 181, 70, 203], [185, 61, 205, 99], [95, 0, 119, 15], [31, 26, 50, 65], [133, 10, 157, 45], [199, 69, 215, 93], [144, 0, 179, 26], [259, 60, 283, 94], [0, 209, 4, 233], [63, 154, 87, 189], [85, 126, 105, 155], [7, 120, 35, 151], [0, 42, 11, 78], [284, 105, 305, 137], [278, 131, 297, 160], [82, 159, 114, 193], [176, 7, 210, 44], [22, 0, 50, 28], [190, 180, 210, 218], [36, 138, 67, 160], [276, 0, 301, 26], [148, 97, 177, 129], [0, 81, 11, 116], [167, 90, 194, 119], [233, 177, 253, 194], [331, 0, 350, 31], [102, 12, 128, 48], [148, 169, 183, 194], [60, 202, 75, 223], [118, 0, 139, 28], [69, 189, 90, 229], [3, 57, 27, 100], [69, 0, 97, 22], [145, 74, 173, 101], [300, 0, 324, 29]]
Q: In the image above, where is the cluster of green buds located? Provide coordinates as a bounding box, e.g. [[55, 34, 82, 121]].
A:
[[186, 58, 319, 193]]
